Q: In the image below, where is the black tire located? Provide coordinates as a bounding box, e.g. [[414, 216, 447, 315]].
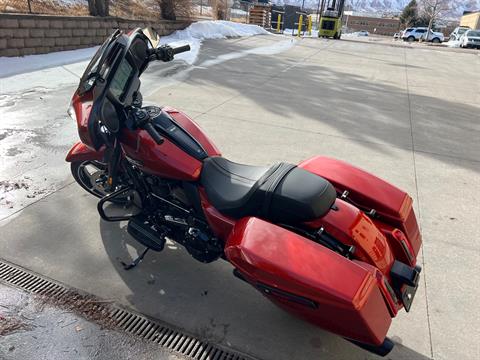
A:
[[407, 36, 415, 43], [432, 38, 441, 44], [333, 32, 339, 39], [71, 160, 129, 203]]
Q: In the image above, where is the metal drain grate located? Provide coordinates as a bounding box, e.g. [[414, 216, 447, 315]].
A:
[[0, 259, 257, 360]]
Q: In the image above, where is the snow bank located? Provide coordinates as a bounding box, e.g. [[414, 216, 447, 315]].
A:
[[0, 21, 269, 77], [159, 20, 269, 64], [0, 46, 98, 78], [447, 39, 462, 48]]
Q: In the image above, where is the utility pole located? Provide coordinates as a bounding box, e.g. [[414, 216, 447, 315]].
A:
[[316, 0, 322, 25], [302, 0, 305, 10]]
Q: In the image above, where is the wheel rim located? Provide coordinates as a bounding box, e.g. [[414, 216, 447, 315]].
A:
[[76, 161, 113, 198]]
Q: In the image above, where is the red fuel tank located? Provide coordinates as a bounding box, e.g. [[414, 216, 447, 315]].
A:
[[120, 107, 220, 181]]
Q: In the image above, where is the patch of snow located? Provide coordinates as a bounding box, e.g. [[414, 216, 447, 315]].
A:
[[447, 39, 462, 48], [0, 21, 269, 79], [200, 38, 296, 67], [160, 20, 270, 65], [0, 46, 98, 78]]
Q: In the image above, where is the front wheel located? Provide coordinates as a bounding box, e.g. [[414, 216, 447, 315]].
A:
[[407, 36, 415, 43], [71, 160, 129, 202], [432, 38, 441, 44]]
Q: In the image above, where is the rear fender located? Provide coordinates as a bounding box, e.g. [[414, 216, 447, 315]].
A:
[[65, 142, 104, 163], [306, 199, 396, 276]]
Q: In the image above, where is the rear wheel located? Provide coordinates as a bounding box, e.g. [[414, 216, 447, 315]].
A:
[[407, 36, 415, 43], [71, 160, 129, 202], [432, 38, 441, 44]]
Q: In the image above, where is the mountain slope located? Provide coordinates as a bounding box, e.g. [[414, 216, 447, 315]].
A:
[[275, 0, 480, 17]]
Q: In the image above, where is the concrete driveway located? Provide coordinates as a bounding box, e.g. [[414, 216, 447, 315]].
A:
[[1, 35, 479, 360]]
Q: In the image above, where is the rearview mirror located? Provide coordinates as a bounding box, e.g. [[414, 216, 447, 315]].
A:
[[143, 27, 160, 48]]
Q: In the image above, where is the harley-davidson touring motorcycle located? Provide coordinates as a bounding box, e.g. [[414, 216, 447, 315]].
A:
[[66, 28, 422, 356]]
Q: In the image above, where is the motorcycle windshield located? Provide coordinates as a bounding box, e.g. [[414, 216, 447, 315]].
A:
[[77, 29, 122, 95]]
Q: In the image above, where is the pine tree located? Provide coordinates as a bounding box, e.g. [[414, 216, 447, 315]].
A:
[[400, 0, 419, 27]]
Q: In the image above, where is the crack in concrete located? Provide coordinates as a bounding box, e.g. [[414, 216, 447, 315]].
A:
[[403, 46, 434, 360]]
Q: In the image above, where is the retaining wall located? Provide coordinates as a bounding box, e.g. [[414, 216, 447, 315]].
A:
[[0, 13, 190, 57]]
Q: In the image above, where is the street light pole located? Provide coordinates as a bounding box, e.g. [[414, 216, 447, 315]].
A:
[[316, 0, 321, 25]]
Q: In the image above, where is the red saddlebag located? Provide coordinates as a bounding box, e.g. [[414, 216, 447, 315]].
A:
[[299, 156, 421, 257], [225, 217, 392, 345]]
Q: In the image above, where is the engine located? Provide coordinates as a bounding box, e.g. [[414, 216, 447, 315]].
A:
[[145, 175, 224, 263]]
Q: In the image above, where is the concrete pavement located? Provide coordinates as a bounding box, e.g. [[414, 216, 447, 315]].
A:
[[0, 282, 185, 360], [1, 35, 479, 360]]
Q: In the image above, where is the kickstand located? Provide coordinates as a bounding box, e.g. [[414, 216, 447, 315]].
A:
[[121, 247, 150, 270]]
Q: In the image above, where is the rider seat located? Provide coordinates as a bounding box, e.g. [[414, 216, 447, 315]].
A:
[[200, 156, 336, 223]]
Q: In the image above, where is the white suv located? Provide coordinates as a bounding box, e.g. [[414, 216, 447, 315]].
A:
[[449, 26, 470, 41], [402, 27, 444, 43]]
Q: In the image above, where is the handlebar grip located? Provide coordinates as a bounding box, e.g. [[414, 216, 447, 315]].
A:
[[172, 44, 191, 55], [143, 122, 164, 145]]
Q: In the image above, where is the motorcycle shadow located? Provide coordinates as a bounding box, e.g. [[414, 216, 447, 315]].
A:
[[99, 218, 433, 360]]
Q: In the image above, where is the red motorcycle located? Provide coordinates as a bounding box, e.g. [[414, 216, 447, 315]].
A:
[[66, 29, 422, 356]]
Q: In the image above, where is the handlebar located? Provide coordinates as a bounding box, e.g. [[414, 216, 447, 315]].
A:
[[149, 44, 191, 62], [143, 121, 164, 145], [131, 109, 164, 145], [172, 44, 191, 55]]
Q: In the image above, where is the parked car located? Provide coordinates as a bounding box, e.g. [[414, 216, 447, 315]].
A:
[[449, 26, 470, 41], [460, 29, 480, 49], [420, 30, 444, 43], [356, 30, 369, 36], [402, 27, 444, 43]]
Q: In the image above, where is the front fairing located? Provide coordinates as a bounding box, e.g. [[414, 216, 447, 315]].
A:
[[71, 90, 104, 150]]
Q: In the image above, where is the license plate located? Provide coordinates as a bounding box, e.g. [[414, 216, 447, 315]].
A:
[[401, 280, 419, 312]]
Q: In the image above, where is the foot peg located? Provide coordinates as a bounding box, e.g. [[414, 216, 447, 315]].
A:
[[121, 216, 167, 270]]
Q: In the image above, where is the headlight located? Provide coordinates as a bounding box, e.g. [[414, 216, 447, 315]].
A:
[[67, 103, 77, 122]]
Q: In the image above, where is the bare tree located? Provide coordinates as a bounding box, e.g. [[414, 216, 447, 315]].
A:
[[420, 0, 449, 40], [157, 0, 193, 20], [88, 0, 109, 17]]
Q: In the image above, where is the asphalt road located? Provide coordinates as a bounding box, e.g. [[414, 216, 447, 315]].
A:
[[1, 34, 479, 360]]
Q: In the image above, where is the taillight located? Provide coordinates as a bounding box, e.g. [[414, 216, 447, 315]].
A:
[[392, 229, 415, 265]]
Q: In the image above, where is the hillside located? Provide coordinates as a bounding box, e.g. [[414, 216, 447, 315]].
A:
[[275, 0, 480, 18], [0, 0, 161, 19]]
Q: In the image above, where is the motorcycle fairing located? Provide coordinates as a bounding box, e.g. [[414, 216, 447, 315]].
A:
[[65, 141, 104, 163], [225, 217, 392, 346]]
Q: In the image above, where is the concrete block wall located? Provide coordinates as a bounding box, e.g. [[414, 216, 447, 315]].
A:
[[0, 14, 191, 57]]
